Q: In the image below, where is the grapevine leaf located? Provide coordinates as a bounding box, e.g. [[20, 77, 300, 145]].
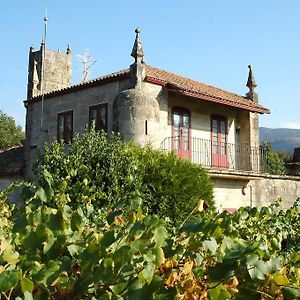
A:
[[272, 273, 289, 285], [282, 286, 300, 300], [208, 284, 231, 300], [144, 215, 159, 228], [208, 259, 237, 281], [203, 238, 217, 254], [21, 277, 34, 293], [154, 226, 167, 247], [247, 255, 267, 280], [71, 211, 83, 231], [140, 263, 155, 284], [152, 247, 165, 266], [0, 270, 19, 293], [67, 244, 81, 256], [35, 187, 47, 203], [33, 261, 61, 287], [2, 246, 19, 264], [101, 231, 115, 248], [265, 256, 281, 274], [24, 291, 34, 300]]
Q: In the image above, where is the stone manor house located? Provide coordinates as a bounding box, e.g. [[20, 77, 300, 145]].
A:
[[1, 28, 300, 210]]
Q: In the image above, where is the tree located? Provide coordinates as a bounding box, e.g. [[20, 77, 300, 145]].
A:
[[0, 110, 24, 149], [261, 141, 286, 175]]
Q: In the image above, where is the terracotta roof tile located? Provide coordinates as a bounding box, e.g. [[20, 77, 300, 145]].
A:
[[145, 65, 270, 114]]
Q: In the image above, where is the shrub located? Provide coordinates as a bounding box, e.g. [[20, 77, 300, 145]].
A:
[[135, 146, 214, 224], [34, 129, 214, 224]]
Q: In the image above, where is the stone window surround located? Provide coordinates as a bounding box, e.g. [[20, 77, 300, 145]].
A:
[[57, 110, 73, 144], [89, 103, 108, 133]]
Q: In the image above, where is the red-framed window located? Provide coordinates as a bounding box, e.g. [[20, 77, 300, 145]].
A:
[[89, 103, 108, 132], [57, 110, 73, 144], [171, 107, 191, 159], [211, 115, 228, 168]]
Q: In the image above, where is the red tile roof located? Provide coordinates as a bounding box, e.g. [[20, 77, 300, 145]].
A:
[[145, 65, 269, 114], [25, 64, 270, 114]]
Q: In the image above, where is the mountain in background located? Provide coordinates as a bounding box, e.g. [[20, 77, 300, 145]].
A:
[[259, 127, 300, 154]]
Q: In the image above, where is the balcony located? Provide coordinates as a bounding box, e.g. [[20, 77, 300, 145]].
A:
[[160, 137, 267, 173]]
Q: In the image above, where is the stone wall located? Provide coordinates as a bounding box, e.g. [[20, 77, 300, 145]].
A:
[[211, 171, 300, 211], [250, 175, 300, 209], [0, 176, 24, 204]]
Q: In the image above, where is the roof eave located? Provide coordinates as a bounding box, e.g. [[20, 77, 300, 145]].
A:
[[24, 71, 131, 104]]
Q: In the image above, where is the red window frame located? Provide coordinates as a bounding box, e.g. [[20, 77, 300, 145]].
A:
[[211, 115, 228, 168], [89, 103, 108, 132], [171, 107, 191, 159], [57, 110, 73, 144]]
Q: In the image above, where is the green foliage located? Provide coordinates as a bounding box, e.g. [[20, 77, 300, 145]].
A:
[[261, 141, 287, 175], [0, 180, 299, 299], [0, 110, 24, 149], [276, 150, 292, 163], [34, 128, 214, 225], [130, 145, 214, 224]]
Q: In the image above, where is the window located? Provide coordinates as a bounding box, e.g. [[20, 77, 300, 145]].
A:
[[171, 107, 191, 158], [89, 103, 108, 132], [57, 110, 73, 143], [211, 115, 227, 168]]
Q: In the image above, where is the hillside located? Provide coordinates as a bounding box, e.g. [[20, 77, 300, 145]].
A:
[[259, 127, 300, 153]]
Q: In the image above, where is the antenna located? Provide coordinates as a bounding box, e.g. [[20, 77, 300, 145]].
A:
[[40, 8, 48, 130], [76, 49, 97, 83]]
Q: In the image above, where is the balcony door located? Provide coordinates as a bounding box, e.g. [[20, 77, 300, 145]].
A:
[[172, 107, 191, 159], [211, 116, 228, 168]]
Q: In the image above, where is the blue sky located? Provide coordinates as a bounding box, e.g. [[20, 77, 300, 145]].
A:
[[1, 0, 300, 129]]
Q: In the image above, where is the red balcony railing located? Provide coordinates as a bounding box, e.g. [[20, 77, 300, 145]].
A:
[[160, 137, 268, 173]]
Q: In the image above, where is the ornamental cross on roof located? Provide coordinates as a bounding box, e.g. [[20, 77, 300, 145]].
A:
[[131, 27, 144, 62]]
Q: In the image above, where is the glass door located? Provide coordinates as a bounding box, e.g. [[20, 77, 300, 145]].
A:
[[172, 108, 191, 159], [211, 116, 228, 168]]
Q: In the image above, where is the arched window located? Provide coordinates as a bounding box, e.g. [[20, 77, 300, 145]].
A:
[[172, 107, 191, 158]]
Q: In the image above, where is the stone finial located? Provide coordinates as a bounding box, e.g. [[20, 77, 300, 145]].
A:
[[67, 44, 72, 55], [29, 44, 35, 53], [32, 61, 39, 86], [246, 64, 258, 103], [246, 65, 257, 91], [40, 39, 45, 49], [131, 27, 144, 63], [130, 27, 145, 88]]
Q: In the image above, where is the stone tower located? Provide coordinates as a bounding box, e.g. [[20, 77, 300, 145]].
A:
[[113, 28, 160, 147], [27, 42, 72, 99]]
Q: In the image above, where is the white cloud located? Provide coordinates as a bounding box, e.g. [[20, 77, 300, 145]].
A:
[[280, 122, 300, 129]]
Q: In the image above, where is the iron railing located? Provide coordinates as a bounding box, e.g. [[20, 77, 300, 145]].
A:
[[160, 137, 268, 173]]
